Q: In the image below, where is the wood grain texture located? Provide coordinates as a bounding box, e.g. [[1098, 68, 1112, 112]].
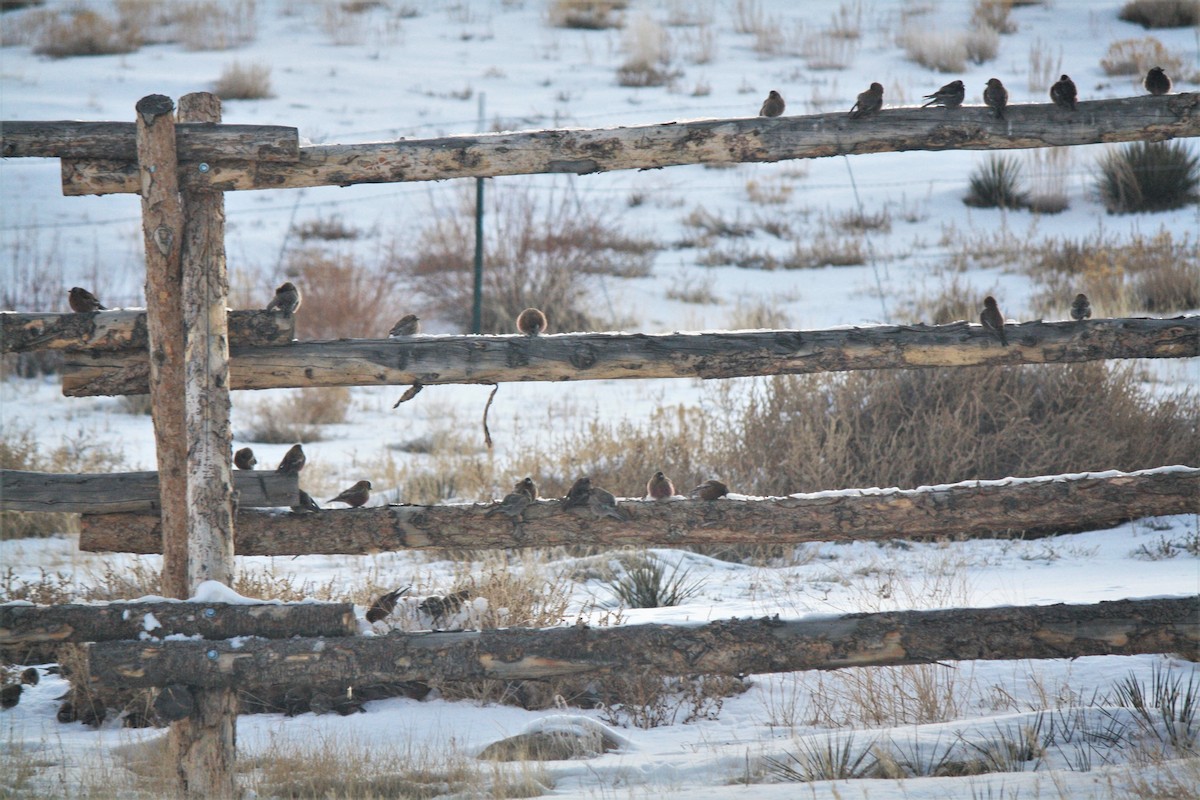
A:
[[0, 601, 356, 645], [57, 316, 1200, 396], [82, 596, 1199, 690], [0, 310, 293, 353], [56, 94, 1200, 195], [77, 467, 1200, 555], [0, 120, 299, 161], [1, 469, 299, 513]]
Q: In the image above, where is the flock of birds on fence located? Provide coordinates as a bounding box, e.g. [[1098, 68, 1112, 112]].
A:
[[66, 269, 1097, 517], [756, 66, 1175, 119]]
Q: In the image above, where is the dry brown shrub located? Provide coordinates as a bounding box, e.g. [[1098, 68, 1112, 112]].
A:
[[547, 0, 626, 29], [1025, 230, 1199, 317], [403, 184, 655, 333], [282, 248, 405, 340], [213, 60, 273, 100], [1118, 0, 1200, 28], [175, 0, 257, 50], [32, 8, 139, 57], [1099, 37, 1184, 77], [243, 388, 351, 444]]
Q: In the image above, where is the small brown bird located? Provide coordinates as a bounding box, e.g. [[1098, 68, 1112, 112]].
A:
[[690, 479, 729, 501], [276, 444, 306, 475], [328, 480, 372, 508], [233, 447, 257, 470], [514, 476, 538, 501], [516, 307, 547, 336], [1050, 74, 1077, 111], [980, 296, 1008, 346], [922, 80, 965, 109], [389, 314, 420, 337], [419, 589, 471, 627], [68, 287, 106, 312], [849, 82, 884, 119], [759, 89, 785, 117], [562, 476, 592, 509], [266, 282, 301, 314], [21, 668, 39, 686], [366, 586, 409, 623], [486, 489, 532, 520], [588, 486, 628, 521], [984, 78, 1008, 119], [291, 490, 321, 513], [647, 471, 675, 500], [1144, 67, 1171, 96], [1070, 293, 1091, 321], [2, 683, 22, 710]]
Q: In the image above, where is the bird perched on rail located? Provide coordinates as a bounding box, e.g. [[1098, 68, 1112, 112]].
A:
[[328, 480, 372, 508], [759, 90, 785, 117], [1070, 293, 1091, 322], [690, 479, 729, 501], [276, 444, 306, 475], [234, 447, 257, 470], [562, 476, 592, 509], [1, 683, 22, 710], [513, 476, 538, 501], [1144, 66, 1171, 96], [588, 485, 628, 521], [389, 314, 420, 337], [984, 78, 1008, 119], [266, 282, 301, 314], [68, 287, 106, 312], [980, 296, 1008, 346], [292, 490, 321, 513], [1050, 74, 1077, 111], [516, 307, 547, 336], [922, 80, 964, 109], [647, 471, 675, 500], [366, 586, 409, 623], [849, 82, 884, 119], [486, 488, 533, 520]]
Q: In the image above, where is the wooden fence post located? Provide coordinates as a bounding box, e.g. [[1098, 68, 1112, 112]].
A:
[[135, 94, 188, 599], [170, 91, 238, 799]]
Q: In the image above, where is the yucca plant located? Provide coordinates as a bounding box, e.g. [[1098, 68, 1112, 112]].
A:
[[1097, 141, 1200, 213], [964, 155, 1030, 209]]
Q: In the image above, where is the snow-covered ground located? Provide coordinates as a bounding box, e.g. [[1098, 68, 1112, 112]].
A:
[[2, 0, 1198, 797]]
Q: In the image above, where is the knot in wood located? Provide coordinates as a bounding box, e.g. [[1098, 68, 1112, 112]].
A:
[[153, 225, 174, 256], [569, 343, 597, 370]]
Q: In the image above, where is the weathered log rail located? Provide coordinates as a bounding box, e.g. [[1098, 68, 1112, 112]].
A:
[[81, 596, 1199, 692], [0, 309, 293, 353], [0, 120, 299, 162], [4, 94, 1189, 195], [78, 467, 1200, 555], [1, 469, 299, 513], [0, 601, 355, 646], [57, 316, 1199, 396]]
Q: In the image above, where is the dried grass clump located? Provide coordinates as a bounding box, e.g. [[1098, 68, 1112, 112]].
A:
[[547, 0, 626, 30], [32, 8, 140, 57], [243, 388, 351, 444], [213, 60, 273, 101], [175, 0, 257, 50], [1096, 141, 1199, 214], [1118, 0, 1200, 28], [617, 13, 678, 87], [964, 155, 1030, 210], [896, 28, 967, 73], [1099, 37, 1183, 77], [1025, 230, 1200, 316], [405, 184, 655, 333]]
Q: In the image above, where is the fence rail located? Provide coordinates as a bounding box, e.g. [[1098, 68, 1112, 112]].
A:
[[76, 466, 1200, 555], [57, 316, 1200, 396], [81, 596, 1198, 692], [20, 94, 1195, 195], [0, 469, 298, 513], [1, 310, 293, 353]]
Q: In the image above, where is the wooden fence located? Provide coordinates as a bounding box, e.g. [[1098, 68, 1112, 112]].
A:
[[2, 91, 1197, 797]]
